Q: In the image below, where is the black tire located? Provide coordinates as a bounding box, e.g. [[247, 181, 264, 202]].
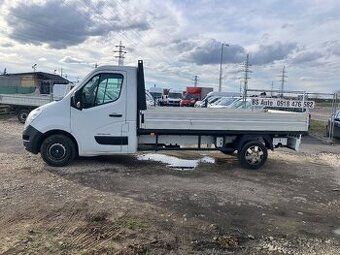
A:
[[17, 109, 30, 123], [40, 134, 76, 167], [238, 141, 268, 170]]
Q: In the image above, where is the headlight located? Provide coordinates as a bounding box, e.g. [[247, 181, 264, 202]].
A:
[[24, 108, 42, 129]]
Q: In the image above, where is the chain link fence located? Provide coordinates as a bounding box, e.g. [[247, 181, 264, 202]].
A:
[[245, 89, 339, 143]]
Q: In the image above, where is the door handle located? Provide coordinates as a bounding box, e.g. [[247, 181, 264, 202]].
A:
[[109, 113, 123, 117]]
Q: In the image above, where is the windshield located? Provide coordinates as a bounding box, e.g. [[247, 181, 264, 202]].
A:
[[217, 98, 238, 106], [231, 100, 244, 108], [235, 101, 252, 108], [168, 92, 182, 98], [184, 94, 196, 100], [208, 96, 219, 103], [201, 95, 214, 102]]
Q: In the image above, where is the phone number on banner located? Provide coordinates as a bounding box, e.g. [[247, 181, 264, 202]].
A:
[[251, 98, 315, 109]]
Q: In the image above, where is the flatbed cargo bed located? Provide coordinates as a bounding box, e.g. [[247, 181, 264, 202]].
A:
[[139, 107, 308, 134], [0, 93, 51, 107]]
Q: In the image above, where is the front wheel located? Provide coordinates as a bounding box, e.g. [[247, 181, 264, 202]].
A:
[[238, 141, 268, 170], [18, 109, 30, 123], [40, 134, 76, 167]]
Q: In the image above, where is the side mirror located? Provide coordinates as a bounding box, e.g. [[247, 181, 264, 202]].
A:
[[71, 90, 83, 110]]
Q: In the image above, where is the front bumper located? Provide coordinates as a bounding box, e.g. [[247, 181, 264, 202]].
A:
[[181, 101, 195, 107], [22, 125, 43, 154], [168, 101, 181, 106]]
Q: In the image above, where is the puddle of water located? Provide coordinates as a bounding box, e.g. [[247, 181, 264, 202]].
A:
[[137, 153, 215, 170]]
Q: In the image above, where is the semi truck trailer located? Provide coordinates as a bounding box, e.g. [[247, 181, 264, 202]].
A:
[[23, 61, 308, 169]]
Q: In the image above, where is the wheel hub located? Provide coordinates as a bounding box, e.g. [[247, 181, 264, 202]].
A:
[[49, 143, 66, 160], [245, 145, 264, 165]]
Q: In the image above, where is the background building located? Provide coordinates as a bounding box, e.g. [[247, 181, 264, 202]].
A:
[[0, 72, 69, 94]]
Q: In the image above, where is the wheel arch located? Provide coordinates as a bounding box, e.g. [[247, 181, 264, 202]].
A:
[[234, 134, 273, 151], [39, 129, 79, 156]]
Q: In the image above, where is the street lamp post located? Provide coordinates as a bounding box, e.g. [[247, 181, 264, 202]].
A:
[[218, 43, 229, 92]]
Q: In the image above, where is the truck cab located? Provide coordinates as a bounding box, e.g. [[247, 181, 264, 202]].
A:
[[23, 63, 143, 166]]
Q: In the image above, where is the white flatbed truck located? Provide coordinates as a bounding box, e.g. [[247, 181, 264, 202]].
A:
[[23, 61, 308, 169], [0, 84, 71, 123]]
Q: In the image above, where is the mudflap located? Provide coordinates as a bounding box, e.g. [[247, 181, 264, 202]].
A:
[[287, 135, 302, 151]]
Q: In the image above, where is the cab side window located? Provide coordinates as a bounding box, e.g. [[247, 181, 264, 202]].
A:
[[82, 73, 123, 108]]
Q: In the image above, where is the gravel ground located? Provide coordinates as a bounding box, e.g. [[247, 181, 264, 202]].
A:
[[0, 117, 340, 254]]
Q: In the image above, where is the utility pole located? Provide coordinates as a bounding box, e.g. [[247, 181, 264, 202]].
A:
[[60, 68, 63, 77], [218, 43, 229, 92], [193, 75, 199, 87], [239, 80, 242, 95], [271, 81, 274, 97], [242, 54, 252, 107], [114, 41, 126, 66], [280, 66, 287, 98], [32, 64, 37, 72]]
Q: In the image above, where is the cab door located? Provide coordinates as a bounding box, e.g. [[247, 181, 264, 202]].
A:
[[70, 72, 128, 155]]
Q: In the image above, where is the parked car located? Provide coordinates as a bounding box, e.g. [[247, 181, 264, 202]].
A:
[[183, 87, 213, 107], [209, 97, 240, 108], [195, 92, 240, 107], [326, 110, 340, 138], [230, 99, 252, 109], [208, 96, 223, 106], [181, 94, 199, 107], [149, 87, 163, 101], [167, 89, 182, 106]]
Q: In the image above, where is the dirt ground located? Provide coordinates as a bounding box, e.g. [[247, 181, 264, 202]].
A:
[[0, 117, 340, 255]]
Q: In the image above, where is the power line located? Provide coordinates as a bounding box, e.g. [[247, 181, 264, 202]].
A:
[[271, 81, 274, 97], [242, 54, 252, 106], [279, 66, 287, 98], [193, 75, 199, 87], [114, 41, 127, 66]]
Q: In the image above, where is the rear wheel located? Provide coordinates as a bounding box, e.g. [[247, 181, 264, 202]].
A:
[[40, 134, 76, 167], [238, 141, 268, 170], [17, 109, 30, 123]]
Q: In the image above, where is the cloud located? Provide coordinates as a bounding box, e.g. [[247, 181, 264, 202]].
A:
[[299, 76, 319, 81], [1, 42, 13, 47], [291, 51, 323, 64], [59, 56, 84, 64], [182, 39, 297, 66], [251, 42, 297, 65], [5, 0, 149, 49], [281, 23, 293, 29], [323, 40, 340, 56], [38, 57, 47, 62]]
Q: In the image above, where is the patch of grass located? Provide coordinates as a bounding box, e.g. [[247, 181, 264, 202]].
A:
[[316, 102, 336, 107], [126, 218, 146, 230], [310, 119, 327, 136]]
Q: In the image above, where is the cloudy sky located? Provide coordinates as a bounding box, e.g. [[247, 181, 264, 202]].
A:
[[0, 0, 340, 93]]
